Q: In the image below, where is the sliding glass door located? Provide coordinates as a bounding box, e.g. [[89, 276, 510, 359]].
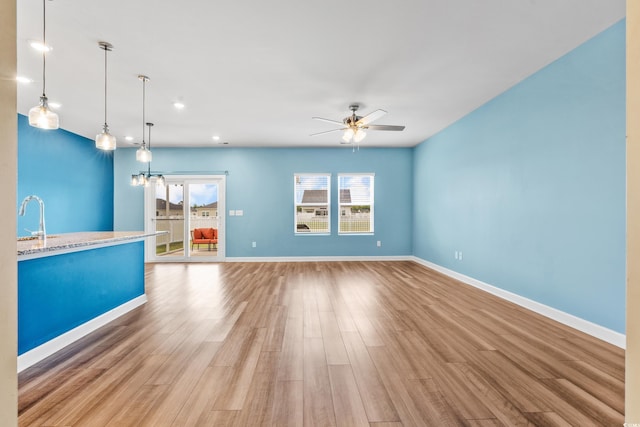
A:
[[144, 175, 225, 262]]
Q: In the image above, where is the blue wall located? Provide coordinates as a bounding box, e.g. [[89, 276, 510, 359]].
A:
[[18, 241, 144, 354], [114, 147, 414, 257], [413, 21, 626, 332], [17, 114, 114, 236]]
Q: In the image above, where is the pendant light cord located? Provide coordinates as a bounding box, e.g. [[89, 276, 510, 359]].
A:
[[142, 78, 146, 147], [42, 0, 46, 98], [103, 45, 108, 126]]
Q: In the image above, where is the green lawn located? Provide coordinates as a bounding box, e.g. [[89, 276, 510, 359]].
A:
[[156, 241, 184, 255]]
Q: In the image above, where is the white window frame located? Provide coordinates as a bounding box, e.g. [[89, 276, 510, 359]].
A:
[[294, 173, 331, 235], [338, 173, 374, 235]]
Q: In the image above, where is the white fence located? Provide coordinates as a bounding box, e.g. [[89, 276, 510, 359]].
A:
[[155, 217, 219, 247]]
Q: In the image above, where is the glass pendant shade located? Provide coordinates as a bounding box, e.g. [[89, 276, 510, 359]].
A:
[[156, 175, 165, 187], [28, 96, 59, 129], [96, 125, 116, 150], [136, 145, 152, 162], [131, 174, 139, 186]]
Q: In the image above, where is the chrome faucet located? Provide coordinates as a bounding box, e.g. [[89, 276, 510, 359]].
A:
[[19, 195, 46, 245]]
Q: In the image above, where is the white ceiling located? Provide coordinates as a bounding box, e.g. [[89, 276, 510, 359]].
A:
[[16, 0, 625, 148]]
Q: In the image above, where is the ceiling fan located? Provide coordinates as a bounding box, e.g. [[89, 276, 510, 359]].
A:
[[311, 104, 405, 144]]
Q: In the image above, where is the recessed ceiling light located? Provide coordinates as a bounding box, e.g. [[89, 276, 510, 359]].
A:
[[125, 136, 134, 141], [173, 102, 185, 110], [212, 135, 220, 141], [29, 41, 52, 52], [16, 76, 32, 83]]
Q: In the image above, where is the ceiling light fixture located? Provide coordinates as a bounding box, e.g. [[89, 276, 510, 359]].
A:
[[212, 135, 220, 141], [95, 41, 116, 150], [135, 75, 152, 163], [125, 136, 133, 141], [16, 76, 33, 84], [342, 128, 354, 143], [173, 101, 185, 110], [131, 122, 164, 187], [28, 0, 58, 130], [312, 104, 404, 147], [353, 128, 366, 143], [342, 127, 368, 143], [341, 106, 368, 144]]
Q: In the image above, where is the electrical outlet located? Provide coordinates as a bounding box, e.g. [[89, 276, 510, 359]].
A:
[[252, 241, 256, 248], [377, 241, 381, 247]]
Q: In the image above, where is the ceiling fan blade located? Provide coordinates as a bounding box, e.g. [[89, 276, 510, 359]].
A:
[[312, 117, 345, 126], [310, 128, 347, 137], [356, 109, 387, 126], [365, 124, 405, 131]]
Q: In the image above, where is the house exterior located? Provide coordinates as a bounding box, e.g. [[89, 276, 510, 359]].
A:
[[299, 189, 328, 216], [192, 201, 218, 218], [155, 199, 184, 218]]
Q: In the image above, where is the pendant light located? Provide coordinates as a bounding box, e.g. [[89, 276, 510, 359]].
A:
[[28, 0, 59, 129], [136, 75, 152, 163], [95, 42, 116, 150], [131, 122, 164, 187]]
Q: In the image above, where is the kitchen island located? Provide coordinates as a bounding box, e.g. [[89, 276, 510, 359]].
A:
[[17, 231, 160, 371]]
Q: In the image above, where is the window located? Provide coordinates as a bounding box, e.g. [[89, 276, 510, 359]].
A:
[[338, 174, 374, 234], [295, 174, 330, 234]]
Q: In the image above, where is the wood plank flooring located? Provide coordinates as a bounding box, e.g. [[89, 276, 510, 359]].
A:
[[18, 261, 625, 426]]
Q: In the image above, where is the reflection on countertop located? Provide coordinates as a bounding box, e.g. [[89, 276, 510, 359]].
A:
[[18, 231, 166, 259]]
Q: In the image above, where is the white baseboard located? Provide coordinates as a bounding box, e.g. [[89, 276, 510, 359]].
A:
[[17, 295, 148, 372], [226, 255, 413, 263], [411, 257, 625, 349]]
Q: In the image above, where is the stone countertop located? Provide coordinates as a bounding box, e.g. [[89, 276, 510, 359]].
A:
[[17, 231, 166, 259]]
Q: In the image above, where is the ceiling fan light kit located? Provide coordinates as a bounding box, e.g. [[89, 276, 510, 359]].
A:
[[311, 103, 405, 146], [342, 128, 354, 142], [353, 129, 366, 143]]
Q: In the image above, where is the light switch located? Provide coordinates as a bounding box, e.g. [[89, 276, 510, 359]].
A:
[[229, 210, 235, 216], [236, 210, 244, 216]]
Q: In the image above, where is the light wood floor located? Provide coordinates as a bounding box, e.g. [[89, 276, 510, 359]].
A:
[[18, 261, 624, 426]]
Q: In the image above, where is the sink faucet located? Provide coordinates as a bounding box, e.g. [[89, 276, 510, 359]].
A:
[[19, 195, 46, 245]]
